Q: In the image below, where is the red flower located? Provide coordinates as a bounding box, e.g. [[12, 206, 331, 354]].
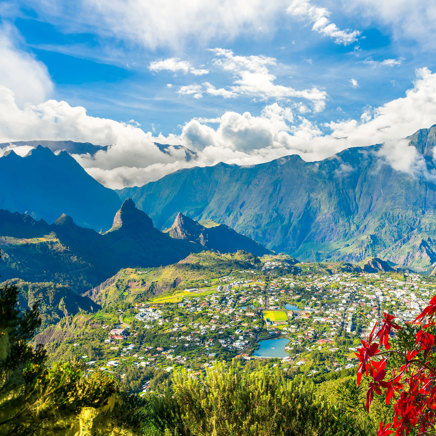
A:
[[415, 295, 436, 322], [380, 371, 403, 405], [366, 380, 383, 411], [366, 359, 387, 410], [416, 330, 435, 352], [377, 313, 402, 350], [400, 349, 419, 373], [377, 421, 394, 436], [357, 294, 436, 435], [356, 323, 380, 385]]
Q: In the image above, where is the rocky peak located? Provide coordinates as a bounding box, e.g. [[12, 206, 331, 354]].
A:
[[26, 145, 55, 158], [54, 213, 76, 227], [360, 257, 395, 273], [168, 212, 205, 241], [110, 199, 154, 232], [408, 124, 436, 158]]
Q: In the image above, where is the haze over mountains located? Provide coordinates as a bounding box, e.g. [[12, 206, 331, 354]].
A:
[[121, 126, 436, 272], [0, 140, 108, 156], [0, 126, 435, 273], [0, 145, 121, 230]]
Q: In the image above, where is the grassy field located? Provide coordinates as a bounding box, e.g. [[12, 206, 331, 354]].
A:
[[262, 310, 288, 322], [0, 235, 58, 246], [150, 287, 217, 304]]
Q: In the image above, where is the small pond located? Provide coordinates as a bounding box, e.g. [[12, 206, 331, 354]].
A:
[[285, 304, 301, 311], [253, 338, 289, 358]]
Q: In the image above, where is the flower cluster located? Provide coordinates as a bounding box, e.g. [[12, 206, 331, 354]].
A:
[[356, 296, 436, 435]]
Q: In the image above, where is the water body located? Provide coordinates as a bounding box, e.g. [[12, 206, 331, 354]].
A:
[[253, 338, 289, 358], [285, 304, 301, 311]]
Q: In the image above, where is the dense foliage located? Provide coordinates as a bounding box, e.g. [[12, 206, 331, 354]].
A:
[[149, 362, 369, 435], [0, 283, 145, 435], [356, 295, 436, 435]]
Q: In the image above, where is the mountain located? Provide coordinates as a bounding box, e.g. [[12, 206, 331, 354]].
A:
[[168, 212, 270, 256], [84, 250, 261, 306], [0, 201, 200, 292], [3, 278, 99, 330], [103, 199, 200, 267], [0, 146, 120, 230], [359, 257, 396, 273], [119, 126, 436, 273], [154, 142, 198, 161], [0, 140, 108, 155]]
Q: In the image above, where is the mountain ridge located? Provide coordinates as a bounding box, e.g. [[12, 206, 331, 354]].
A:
[[168, 212, 270, 256], [119, 126, 436, 272], [0, 145, 121, 230]]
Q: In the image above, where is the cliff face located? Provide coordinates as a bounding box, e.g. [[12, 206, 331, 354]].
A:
[[168, 212, 270, 256], [120, 126, 436, 272], [0, 146, 120, 230]]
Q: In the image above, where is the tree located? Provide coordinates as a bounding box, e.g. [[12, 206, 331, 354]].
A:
[[0, 282, 147, 434], [150, 361, 368, 435], [0, 283, 46, 432], [356, 295, 436, 435]]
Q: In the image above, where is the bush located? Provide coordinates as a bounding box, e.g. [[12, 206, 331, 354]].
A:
[[150, 361, 368, 435]]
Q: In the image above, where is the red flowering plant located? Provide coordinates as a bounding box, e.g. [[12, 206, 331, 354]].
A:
[[356, 295, 436, 435]]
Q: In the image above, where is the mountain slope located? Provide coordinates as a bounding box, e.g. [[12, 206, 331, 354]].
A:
[[0, 146, 120, 230], [3, 278, 99, 330], [0, 201, 200, 292], [120, 126, 436, 272], [168, 212, 270, 256]]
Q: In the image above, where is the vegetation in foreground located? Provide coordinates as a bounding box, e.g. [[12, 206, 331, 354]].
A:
[[1, 278, 412, 435]]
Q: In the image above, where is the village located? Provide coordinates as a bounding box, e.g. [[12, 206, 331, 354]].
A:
[[65, 263, 435, 394]]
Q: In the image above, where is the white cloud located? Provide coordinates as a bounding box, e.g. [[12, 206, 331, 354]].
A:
[[211, 49, 327, 111], [350, 78, 359, 88], [378, 139, 436, 182], [172, 49, 327, 110], [203, 82, 236, 99], [180, 67, 436, 172], [177, 84, 203, 99], [1, 68, 436, 188], [0, 24, 53, 105], [56, 0, 289, 50], [287, 0, 360, 45], [327, 68, 436, 148], [364, 58, 402, 67], [149, 58, 208, 76], [344, 0, 436, 49]]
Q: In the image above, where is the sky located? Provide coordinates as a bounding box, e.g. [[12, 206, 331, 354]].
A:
[[0, 0, 436, 188]]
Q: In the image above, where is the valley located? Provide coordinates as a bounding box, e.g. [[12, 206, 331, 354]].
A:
[[32, 251, 435, 394]]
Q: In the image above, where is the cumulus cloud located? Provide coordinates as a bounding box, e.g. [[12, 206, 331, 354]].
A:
[[1, 67, 436, 188], [181, 49, 327, 111], [181, 68, 436, 173], [0, 24, 53, 105], [287, 0, 360, 45], [327, 68, 436, 147], [177, 84, 204, 99], [149, 58, 208, 75]]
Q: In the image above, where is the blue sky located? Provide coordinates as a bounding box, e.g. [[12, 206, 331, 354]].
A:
[[0, 0, 435, 187]]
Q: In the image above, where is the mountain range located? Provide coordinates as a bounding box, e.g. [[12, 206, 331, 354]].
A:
[[0, 145, 121, 230], [0, 200, 269, 292], [0, 140, 108, 155], [120, 126, 436, 272], [167, 212, 270, 256], [0, 127, 435, 273]]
